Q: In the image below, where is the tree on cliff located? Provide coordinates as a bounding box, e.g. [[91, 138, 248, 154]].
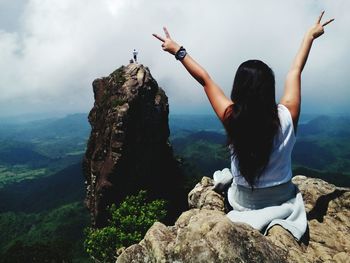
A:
[[84, 190, 166, 263]]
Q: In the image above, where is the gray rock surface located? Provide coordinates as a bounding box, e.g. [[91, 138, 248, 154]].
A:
[[117, 176, 350, 263]]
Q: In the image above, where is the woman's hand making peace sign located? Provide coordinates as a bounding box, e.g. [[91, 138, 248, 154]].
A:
[[152, 27, 181, 55], [152, 27, 234, 122], [280, 11, 334, 131], [307, 11, 334, 39]]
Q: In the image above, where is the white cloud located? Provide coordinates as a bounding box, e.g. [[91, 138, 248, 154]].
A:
[[0, 0, 349, 118]]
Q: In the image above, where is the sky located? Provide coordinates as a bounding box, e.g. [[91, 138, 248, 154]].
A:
[[0, 0, 349, 119]]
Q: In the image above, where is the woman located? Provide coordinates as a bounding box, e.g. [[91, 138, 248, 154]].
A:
[[153, 11, 334, 240]]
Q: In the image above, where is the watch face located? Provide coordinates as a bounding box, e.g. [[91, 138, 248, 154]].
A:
[[175, 47, 187, 60], [178, 49, 186, 59]]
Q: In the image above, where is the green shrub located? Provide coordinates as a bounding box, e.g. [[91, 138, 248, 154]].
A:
[[84, 190, 167, 263], [84, 226, 118, 263], [111, 66, 126, 88]]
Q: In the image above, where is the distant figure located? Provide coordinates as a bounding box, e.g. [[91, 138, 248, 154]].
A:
[[129, 58, 134, 64], [133, 49, 138, 63]]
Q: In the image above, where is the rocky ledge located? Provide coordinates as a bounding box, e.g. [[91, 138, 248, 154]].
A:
[[117, 176, 350, 263]]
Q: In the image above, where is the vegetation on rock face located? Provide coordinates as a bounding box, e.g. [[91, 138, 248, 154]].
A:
[[84, 190, 167, 263], [111, 66, 126, 88], [111, 98, 127, 108]]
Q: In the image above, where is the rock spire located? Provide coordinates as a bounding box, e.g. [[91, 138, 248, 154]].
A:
[[83, 63, 186, 227]]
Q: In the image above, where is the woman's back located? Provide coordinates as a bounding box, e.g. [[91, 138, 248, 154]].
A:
[[230, 104, 296, 188], [223, 59, 280, 188]]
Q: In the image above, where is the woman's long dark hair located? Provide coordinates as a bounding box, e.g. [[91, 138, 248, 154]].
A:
[[223, 60, 280, 188]]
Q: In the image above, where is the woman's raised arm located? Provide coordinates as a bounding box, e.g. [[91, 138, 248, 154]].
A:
[[280, 11, 334, 131], [153, 27, 233, 122]]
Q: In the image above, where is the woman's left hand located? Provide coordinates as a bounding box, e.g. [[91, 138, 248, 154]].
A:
[[152, 27, 181, 55]]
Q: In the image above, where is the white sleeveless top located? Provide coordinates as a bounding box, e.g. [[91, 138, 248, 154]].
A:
[[230, 104, 296, 188]]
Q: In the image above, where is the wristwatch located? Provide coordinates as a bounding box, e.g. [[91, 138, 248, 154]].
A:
[[175, 46, 187, 61]]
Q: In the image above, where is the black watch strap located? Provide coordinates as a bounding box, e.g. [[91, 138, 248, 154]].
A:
[[175, 46, 187, 60]]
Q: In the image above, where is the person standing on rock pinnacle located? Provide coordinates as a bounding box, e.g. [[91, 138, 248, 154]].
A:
[[153, 11, 334, 241], [133, 49, 138, 63]]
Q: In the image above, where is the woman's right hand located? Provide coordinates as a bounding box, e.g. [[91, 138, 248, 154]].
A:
[[152, 27, 181, 55], [307, 11, 334, 40]]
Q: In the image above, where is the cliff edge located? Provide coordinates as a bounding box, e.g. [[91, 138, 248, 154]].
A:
[[117, 176, 350, 263]]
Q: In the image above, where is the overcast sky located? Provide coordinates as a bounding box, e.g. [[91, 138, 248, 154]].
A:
[[0, 0, 349, 119]]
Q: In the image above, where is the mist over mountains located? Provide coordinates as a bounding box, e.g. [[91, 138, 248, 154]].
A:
[[1, 111, 349, 184]]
